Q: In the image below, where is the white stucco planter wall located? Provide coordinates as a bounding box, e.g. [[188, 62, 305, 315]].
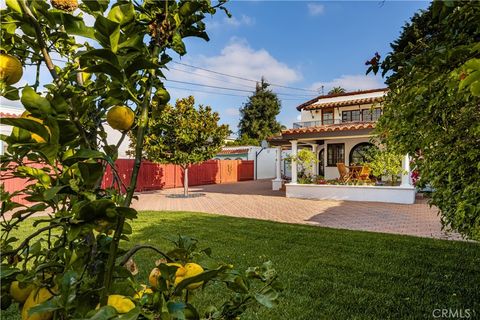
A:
[[286, 183, 416, 204]]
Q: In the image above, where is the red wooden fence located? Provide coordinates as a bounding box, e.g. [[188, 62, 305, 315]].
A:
[[101, 159, 254, 192], [2, 160, 254, 204]]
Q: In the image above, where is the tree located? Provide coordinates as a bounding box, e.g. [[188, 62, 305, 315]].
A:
[[368, 1, 480, 239], [238, 78, 282, 141], [0, 1, 280, 318], [225, 133, 260, 146], [366, 149, 404, 185], [285, 149, 318, 184], [142, 96, 229, 196], [328, 86, 346, 95]]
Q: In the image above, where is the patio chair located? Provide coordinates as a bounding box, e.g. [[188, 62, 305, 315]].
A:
[[358, 165, 371, 182], [336, 163, 353, 182]]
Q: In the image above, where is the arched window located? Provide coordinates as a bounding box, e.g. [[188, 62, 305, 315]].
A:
[[349, 143, 376, 165]]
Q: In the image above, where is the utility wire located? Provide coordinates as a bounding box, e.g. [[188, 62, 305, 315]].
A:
[[172, 60, 319, 93], [164, 79, 316, 98], [166, 85, 309, 101]]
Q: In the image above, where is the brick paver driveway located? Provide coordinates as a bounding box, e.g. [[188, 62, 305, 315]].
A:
[[132, 179, 461, 240]]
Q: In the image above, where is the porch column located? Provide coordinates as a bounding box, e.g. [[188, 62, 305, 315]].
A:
[[291, 140, 298, 184], [310, 144, 318, 176], [272, 146, 283, 190], [401, 154, 412, 187]]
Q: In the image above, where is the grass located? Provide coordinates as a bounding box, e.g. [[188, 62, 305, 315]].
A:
[[3, 211, 480, 319]]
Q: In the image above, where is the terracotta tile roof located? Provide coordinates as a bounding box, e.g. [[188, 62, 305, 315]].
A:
[[282, 122, 376, 135], [0, 112, 20, 118], [297, 88, 388, 111], [302, 96, 384, 111], [217, 148, 250, 155]]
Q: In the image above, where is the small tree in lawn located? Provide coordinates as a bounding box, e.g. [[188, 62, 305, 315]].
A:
[[144, 96, 229, 196]]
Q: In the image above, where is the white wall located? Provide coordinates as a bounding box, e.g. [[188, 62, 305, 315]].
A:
[[300, 102, 381, 122], [320, 137, 372, 180]]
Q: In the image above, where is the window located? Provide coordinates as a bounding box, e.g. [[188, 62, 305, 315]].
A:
[[349, 142, 377, 165], [362, 108, 382, 121], [322, 109, 334, 125], [327, 143, 344, 166], [342, 110, 361, 122]]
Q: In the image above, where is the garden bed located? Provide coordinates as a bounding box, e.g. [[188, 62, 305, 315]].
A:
[[286, 183, 416, 204]]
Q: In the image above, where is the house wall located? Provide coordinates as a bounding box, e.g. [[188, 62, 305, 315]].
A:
[[318, 137, 373, 180], [300, 102, 380, 122]]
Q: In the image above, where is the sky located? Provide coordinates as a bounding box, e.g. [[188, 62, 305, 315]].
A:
[[2, 0, 430, 136]]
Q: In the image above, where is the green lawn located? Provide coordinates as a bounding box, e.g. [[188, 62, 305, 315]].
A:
[[3, 211, 480, 319]]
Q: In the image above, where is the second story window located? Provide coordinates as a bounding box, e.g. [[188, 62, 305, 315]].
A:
[[322, 108, 334, 125], [342, 110, 361, 122], [362, 108, 382, 121]]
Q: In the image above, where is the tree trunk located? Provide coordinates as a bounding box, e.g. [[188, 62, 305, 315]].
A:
[[183, 166, 189, 197]]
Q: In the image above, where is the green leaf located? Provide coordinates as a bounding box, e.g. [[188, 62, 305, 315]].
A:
[[2, 85, 19, 100], [88, 306, 117, 320], [0, 265, 20, 279], [115, 207, 138, 219], [21, 86, 53, 115], [171, 33, 186, 56], [43, 186, 65, 201], [78, 162, 104, 187], [84, 63, 124, 82], [470, 81, 480, 96], [64, 149, 106, 165], [107, 3, 135, 26], [82, 0, 109, 14], [6, 0, 21, 13], [125, 59, 159, 78], [29, 299, 60, 316], [0, 118, 50, 142], [254, 287, 279, 308], [16, 166, 51, 187], [114, 307, 140, 320], [78, 49, 120, 68], [94, 16, 121, 53], [62, 14, 96, 39], [166, 301, 186, 319]]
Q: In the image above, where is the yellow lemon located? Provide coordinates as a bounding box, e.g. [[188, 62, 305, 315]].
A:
[[107, 295, 135, 314], [180, 263, 204, 290], [20, 111, 49, 143], [106, 106, 135, 131], [133, 285, 153, 300], [9, 281, 34, 303], [21, 288, 54, 320], [148, 263, 186, 288], [0, 53, 23, 85]]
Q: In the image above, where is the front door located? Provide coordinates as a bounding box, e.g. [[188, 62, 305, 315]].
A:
[[318, 149, 325, 177]]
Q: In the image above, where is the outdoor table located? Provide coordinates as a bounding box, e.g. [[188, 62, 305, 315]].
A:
[[347, 165, 363, 179]]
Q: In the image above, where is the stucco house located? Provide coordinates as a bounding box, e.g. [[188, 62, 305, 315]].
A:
[[268, 88, 415, 204]]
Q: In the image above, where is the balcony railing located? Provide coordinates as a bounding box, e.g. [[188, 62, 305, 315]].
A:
[[292, 118, 376, 129]]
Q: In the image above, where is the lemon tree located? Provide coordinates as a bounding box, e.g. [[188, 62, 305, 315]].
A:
[[0, 1, 281, 319]]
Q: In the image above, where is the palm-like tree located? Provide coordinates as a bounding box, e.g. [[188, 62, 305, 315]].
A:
[[328, 86, 346, 95]]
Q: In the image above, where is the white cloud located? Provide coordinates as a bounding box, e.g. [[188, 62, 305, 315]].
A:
[[209, 14, 255, 29], [224, 14, 255, 27], [307, 3, 325, 16], [309, 74, 384, 93], [165, 38, 302, 91]]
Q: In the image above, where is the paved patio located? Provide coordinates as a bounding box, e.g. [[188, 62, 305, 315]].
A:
[[132, 179, 461, 240]]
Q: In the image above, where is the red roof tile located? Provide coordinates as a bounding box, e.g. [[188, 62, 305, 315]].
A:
[[0, 112, 20, 118], [282, 122, 376, 135], [296, 88, 388, 111], [303, 96, 384, 111], [217, 148, 250, 155]]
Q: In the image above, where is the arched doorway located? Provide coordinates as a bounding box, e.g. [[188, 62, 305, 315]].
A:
[[349, 142, 376, 165], [318, 148, 325, 177]]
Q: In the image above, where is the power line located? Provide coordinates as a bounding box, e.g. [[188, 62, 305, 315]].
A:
[[172, 60, 319, 93], [166, 85, 309, 101], [164, 79, 316, 98]]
